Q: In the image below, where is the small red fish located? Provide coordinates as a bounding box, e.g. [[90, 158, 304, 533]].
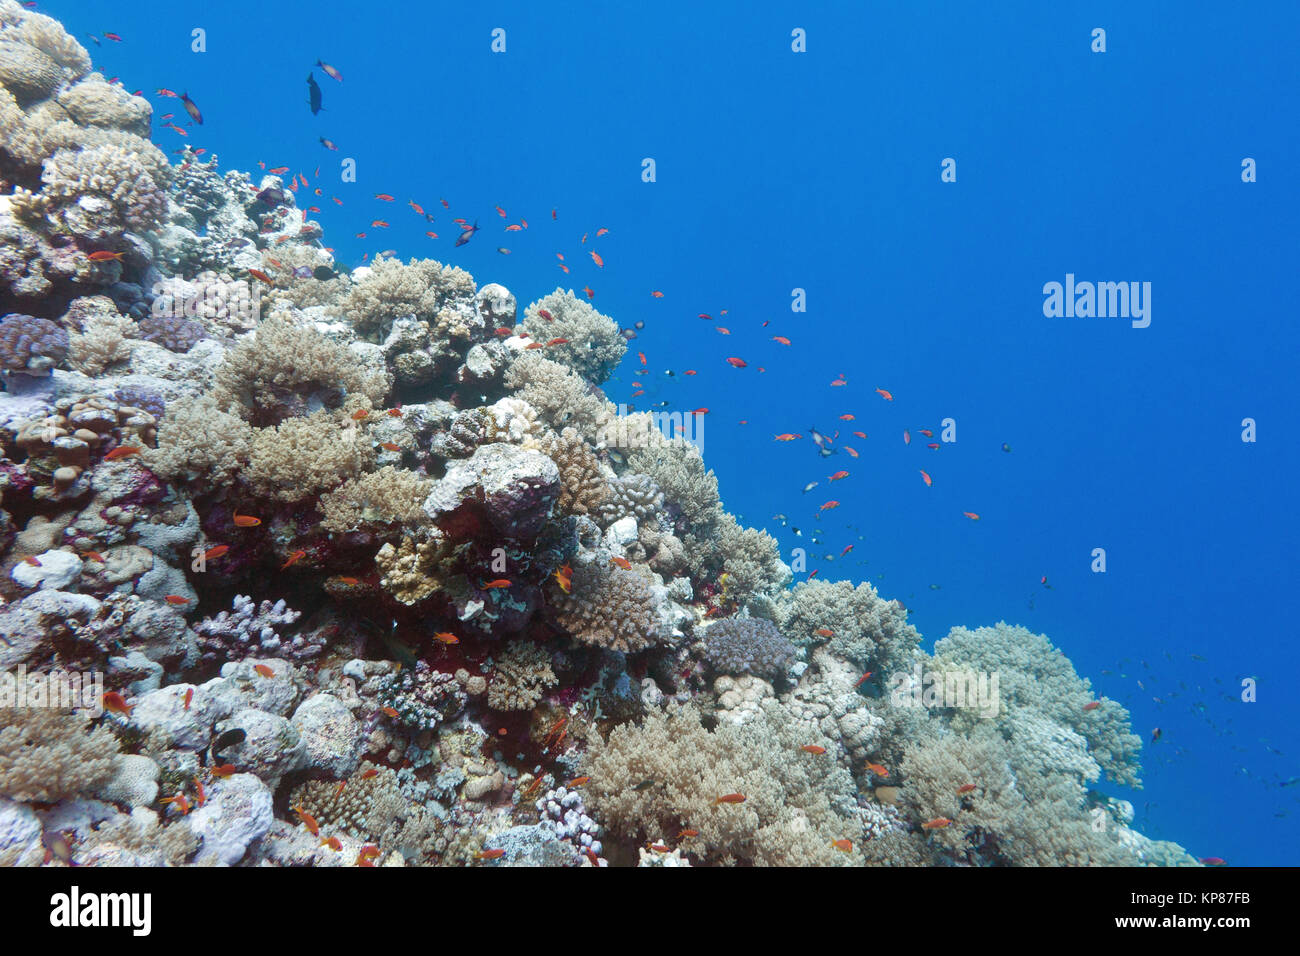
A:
[[962, 512, 980, 520], [1083, 701, 1101, 711], [828, 470, 849, 481], [102, 691, 133, 717], [714, 793, 747, 805], [923, 817, 952, 830], [590, 251, 604, 268], [477, 848, 506, 860], [831, 838, 853, 852], [582, 286, 594, 299], [819, 500, 840, 512], [651, 290, 664, 298], [865, 763, 889, 777], [433, 632, 459, 645], [919, 429, 933, 438], [875, 388, 893, 401], [919, 470, 932, 487], [87, 250, 125, 262], [481, 579, 511, 589], [232, 510, 261, 527], [104, 445, 142, 461], [771, 335, 791, 345], [361, 768, 379, 780], [294, 805, 320, 836], [380, 706, 399, 718], [610, 556, 632, 571], [254, 664, 274, 678], [547, 338, 569, 346], [956, 784, 977, 794], [321, 836, 343, 851], [726, 357, 747, 368], [853, 671, 873, 689], [247, 268, 273, 285], [210, 764, 237, 778], [800, 745, 827, 755], [773, 434, 802, 442], [565, 776, 590, 788], [379, 442, 401, 452], [163, 595, 189, 606], [281, 549, 307, 569]]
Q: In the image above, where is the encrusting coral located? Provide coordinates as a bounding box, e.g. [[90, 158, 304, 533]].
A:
[[0, 0, 1195, 870]]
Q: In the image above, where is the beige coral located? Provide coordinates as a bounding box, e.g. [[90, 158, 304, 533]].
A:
[[487, 641, 557, 711], [342, 256, 476, 334], [245, 411, 368, 502], [143, 392, 253, 486], [546, 426, 610, 516], [318, 466, 432, 535], [0, 704, 121, 803]]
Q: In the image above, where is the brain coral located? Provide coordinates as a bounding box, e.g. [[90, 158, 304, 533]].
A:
[[702, 616, 797, 679], [521, 288, 627, 384]]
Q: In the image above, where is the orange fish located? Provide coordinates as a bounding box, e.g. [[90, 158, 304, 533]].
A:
[[232, 510, 261, 527], [210, 764, 237, 778], [425, 231, 438, 238], [22, 556, 40, 566], [361, 768, 380, 780], [771, 336, 791, 345], [773, 433, 802, 442], [962, 512, 980, 520], [102, 691, 132, 717], [853, 671, 873, 688], [82, 550, 105, 563], [566, 776, 590, 788], [927, 443, 940, 450], [163, 595, 189, 606], [919, 470, 932, 487], [104, 445, 142, 461], [677, 829, 699, 839], [351, 408, 369, 420], [831, 838, 853, 852], [183, 687, 194, 710], [321, 836, 343, 851], [247, 268, 273, 285], [596, 228, 609, 237], [554, 568, 572, 593], [865, 763, 889, 777], [482, 579, 511, 589], [651, 290, 664, 298], [714, 793, 747, 805], [647, 843, 669, 853], [381, 706, 399, 718], [875, 388, 893, 401], [716, 327, 731, 335], [87, 250, 125, 262], [387, 408, 403, 417], [371, 220, 389, 228], [525, 342, 545, 350], [819, 500, 840, 511], [800, 745, 827, 755], [1083, 701, 1101, 711], [582, 286, 594, 299], [590, 251, 604, 268], [374, 193, 395, 201], [852, 431, 867, 439], [294, 805, 320, 836], [610, 556, 632, 571], [547, 337, 570, 346], [281, 549, 307, 569], [339, 576, 362, 586], [433, 632, 459, 645], [477, 848, 506, 860], [956, 784, 977, 794], [505, 223, 522, 232], [162, 793, 191, 815], [254, 664, 274, 678], [726, 357, 747, 368], [194, 777, 207, 808], [380, 442, 401, 452], [919, 429, 933, 438], [495, 205, 507, 217], [923, 817, 952, 830], [684, 369, 696, 376], [844, 446, 859, 458], [814, 628, 834, 638], [828, 471, 849, 481]]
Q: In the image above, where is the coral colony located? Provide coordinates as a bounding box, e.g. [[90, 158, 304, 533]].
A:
[[0, 1, 1198, 867]]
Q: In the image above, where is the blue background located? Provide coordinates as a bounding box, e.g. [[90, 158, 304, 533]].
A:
[[50, 0, 1300, 864]]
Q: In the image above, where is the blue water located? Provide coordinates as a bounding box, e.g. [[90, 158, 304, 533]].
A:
[[55, 0, 1300, 864]]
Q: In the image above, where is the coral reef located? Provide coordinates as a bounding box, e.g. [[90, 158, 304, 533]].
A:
[[0, 1, 1193, 870]]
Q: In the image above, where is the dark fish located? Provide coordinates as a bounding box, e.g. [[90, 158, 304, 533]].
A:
[[306, 72, 323, 115], [1151, 727, 1162, 742], [180, 91, 203, 125], [319, 136, 338, 150], [211, 727, 246, 761], [312, 265, 337, 281], [256, 185, 287, 206], [621, 328, 637, 340], [455, 219, 479, 247], [1001, 443, 1011, 453], [632, 779, 657, 791], [634, 320, 644, 330]]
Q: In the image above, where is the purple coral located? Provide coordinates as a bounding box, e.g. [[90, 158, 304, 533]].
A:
[[0, 313, 69, 374], [113, 385, 166, 420], [137, 315, 207, 353], [702, 616, 797, 679], [193, 594, 317, 665]]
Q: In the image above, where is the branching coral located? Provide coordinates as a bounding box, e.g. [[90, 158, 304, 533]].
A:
[[67, 311, 134, 375], [625, 437, 720, 529], [38, 144, 169, 234], [213, 314, 390, 424], [555, 562, 660, 654], [582, 702, 861, 866], [776, 578, 921, 676], [504, 353, 614, 435], [245, 411, 369, 503], [0, 704, 121, 803], [521, 288, 626, 384], [701, 616, 797, 679], [487, 641, 557, 711], [318, 466, 432, 535], [546, 427, 610, 516], [142, 392, 253, 487], [342, 256, 475, 334], [930, 622, 1142, 787]]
